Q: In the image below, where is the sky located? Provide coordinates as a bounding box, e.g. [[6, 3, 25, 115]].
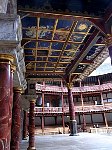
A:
[[90, 57, 112, 76]]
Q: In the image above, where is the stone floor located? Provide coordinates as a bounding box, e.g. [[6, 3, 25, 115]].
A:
[[20, 133, 112, 150]]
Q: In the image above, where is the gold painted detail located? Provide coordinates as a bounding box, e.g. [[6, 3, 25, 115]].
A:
[[30, 99, 36, 103], [66, 82, 73, 89], [11, 64, 16, 71], [77, 23, 88, 31], [13, 87, 23, 93], [104, 34, 112, 46], [27, 146, 36, 150], [0, 54, 15, 63]]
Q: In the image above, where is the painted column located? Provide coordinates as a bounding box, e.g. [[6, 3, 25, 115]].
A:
[[10, 87, 23, 150], [9, 64, 16, 128], [81, 93, 86, 131], [27, 99, 36, 150], [23, 110, 28, 140], [80, 81, 86, 131], [0, 54, 14, 150], [91, 114, 94, 126], [55, 116, 58, 125], [42, 92, 44, 134], [62, 93, 65, 133], [67, 83, 77, 136], [98, 78, 108, 128], [41, 116, 44, 135]]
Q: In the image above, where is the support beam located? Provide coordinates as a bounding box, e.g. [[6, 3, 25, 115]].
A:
[[80, 81, 86, 132], [61, 93, 65, 133], [42, 91, 45, 134], [41, 116, 44, 135], [67, 83, 77, 136], [10, 87, 23, 150], [0, 54, 14, 150], [23, 110, 28, 140], [65, 29, 99, 75], [27, 99, 36, 150]]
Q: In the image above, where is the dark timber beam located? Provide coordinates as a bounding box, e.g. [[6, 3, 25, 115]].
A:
[[65, 29, 99, 75], [18, 10, 101, 21], [87, 3, 112, 35]]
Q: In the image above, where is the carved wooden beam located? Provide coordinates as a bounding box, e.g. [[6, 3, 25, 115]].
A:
[[65, 29, 99, 75]]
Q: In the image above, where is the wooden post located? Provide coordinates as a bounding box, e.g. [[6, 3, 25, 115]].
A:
[[67, 82, 77, 136], [98, 78, 108, 128], [23, 110, 28, 140], [80, 81, 86, 132], [61, 80, 65, 134], [27, 99, 36, 150], [41, 116, 44, 135], [62, 93, 65, 133], [78, 114, 81, 125], [11, 87, 23, 150], [91, 113, 94, 127], [42, 91, 44, 134]]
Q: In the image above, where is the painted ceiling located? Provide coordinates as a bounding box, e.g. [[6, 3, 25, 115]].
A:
[[18, 0, 111, 17], [17, 0, 111, 80]]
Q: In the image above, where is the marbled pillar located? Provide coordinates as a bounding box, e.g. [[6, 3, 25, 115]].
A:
[[0, 54, 14, 150], [67, 84, 77, 136], [23, 110, 28, 140], [9, 65, 16, 129], [27, 99, 36, 150], [10, 87, 23, 150]]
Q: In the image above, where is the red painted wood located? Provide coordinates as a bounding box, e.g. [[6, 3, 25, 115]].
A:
[[10, 88, 22, 150], [27, 100, 36, 150], [0, 62, 11, 150]]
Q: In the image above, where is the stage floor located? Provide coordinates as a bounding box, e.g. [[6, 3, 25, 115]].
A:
[[20, 133, 112, 150]]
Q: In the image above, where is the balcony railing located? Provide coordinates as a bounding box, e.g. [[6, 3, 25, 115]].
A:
[[36, 82, 112, 93], [35, 107, 63, 113], [34, 103, 112, 114]]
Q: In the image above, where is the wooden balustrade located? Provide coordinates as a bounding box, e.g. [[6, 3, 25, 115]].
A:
[[35, 107, 63, 113], [34, 103, 112, 114]]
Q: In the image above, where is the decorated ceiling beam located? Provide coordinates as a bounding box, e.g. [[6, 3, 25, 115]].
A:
[[87, 3, 112, 35], [18, 10, 101, 21], [65, 28, 100, 75]]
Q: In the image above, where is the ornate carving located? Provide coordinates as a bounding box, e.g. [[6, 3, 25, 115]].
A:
[[66, 82, 73, 89], [0, 53, 15, 63], [104, 34, 112, 46], [77, 23, 88, 31]]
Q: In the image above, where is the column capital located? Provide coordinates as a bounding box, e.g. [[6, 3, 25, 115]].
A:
[[0, 54, 15, 63], [13, 87, 23, 93], [30, 99, 36, 103], [66, 82, 73, 89]]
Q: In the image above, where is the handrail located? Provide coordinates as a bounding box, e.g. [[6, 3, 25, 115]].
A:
[[36, 82, 112, 93], [34, 104, 112, 113]]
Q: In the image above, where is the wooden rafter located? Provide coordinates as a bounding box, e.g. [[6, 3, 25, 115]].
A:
[[66, 29, 100, 75], [53, 21, 78, 72], [22, 27, 92, 35], [22, 37, 82, 44], [18, 10, 102, 20], [44, 19, 58, 71], [34, 17, 40, 71]]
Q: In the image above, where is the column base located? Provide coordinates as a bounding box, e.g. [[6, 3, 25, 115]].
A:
[[69, 120, 78, 136], [27, 146, 36, 150]]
